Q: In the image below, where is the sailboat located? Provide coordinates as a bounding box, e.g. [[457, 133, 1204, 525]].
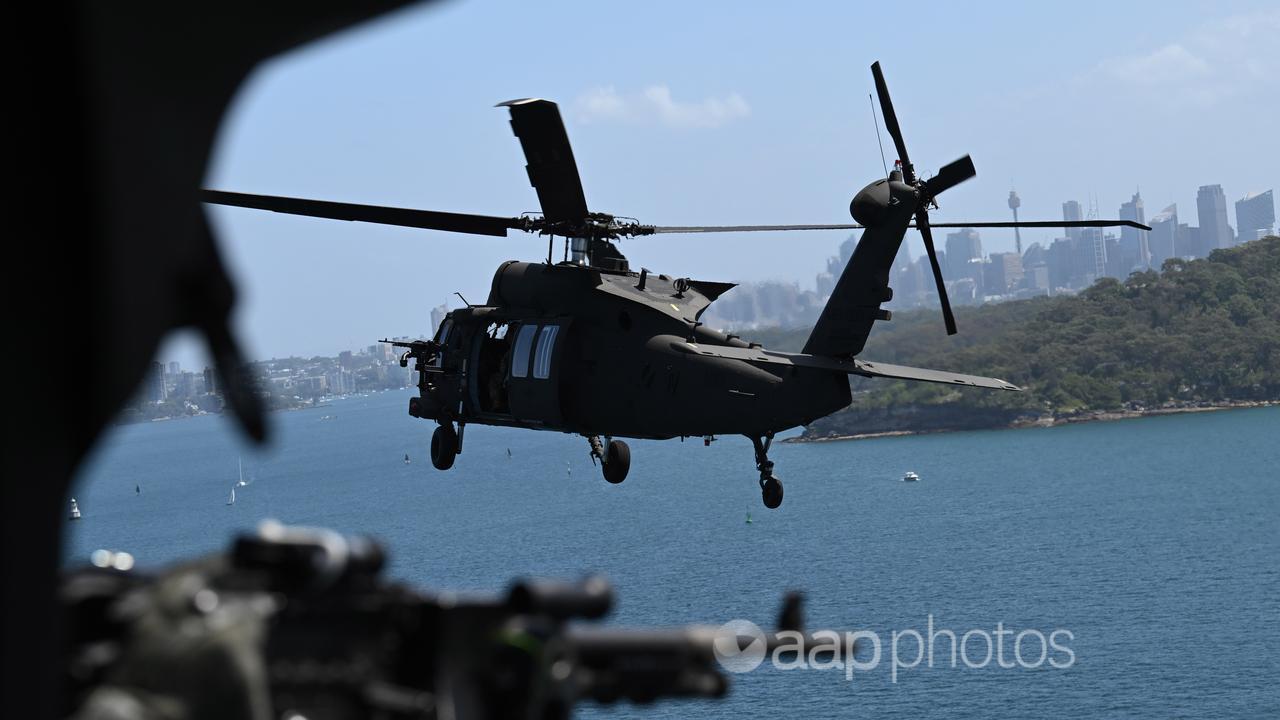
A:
[[746, 512, 753, 525], [226, 487, 236, 505], [404, 453, 411, 464], [135, 484, 140, 495], [235, 457, 248, 487], [69, 497, 81, 520], [506, 448, 512, 459]]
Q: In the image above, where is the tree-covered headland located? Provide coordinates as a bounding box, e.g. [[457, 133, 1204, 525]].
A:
[[743, 236, 1280, 439]]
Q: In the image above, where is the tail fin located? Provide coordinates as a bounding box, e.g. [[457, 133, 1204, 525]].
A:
[[802, 224, 904, 357]]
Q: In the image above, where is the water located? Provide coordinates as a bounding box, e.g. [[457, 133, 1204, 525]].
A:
[[68, 392, 1280, 718]]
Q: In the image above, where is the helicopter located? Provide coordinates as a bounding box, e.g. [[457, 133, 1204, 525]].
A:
[[203, 62, 1149, 509]]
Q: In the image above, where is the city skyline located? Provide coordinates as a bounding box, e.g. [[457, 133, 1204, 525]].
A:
[[175, 1, 1277, 367]]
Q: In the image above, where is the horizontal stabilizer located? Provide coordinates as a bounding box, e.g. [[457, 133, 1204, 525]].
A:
[[671, 341, 1020, 391], [847, 359, 1020, 390]]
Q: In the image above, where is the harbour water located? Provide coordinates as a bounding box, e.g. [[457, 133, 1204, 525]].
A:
[[67, 391, 1280, 718]]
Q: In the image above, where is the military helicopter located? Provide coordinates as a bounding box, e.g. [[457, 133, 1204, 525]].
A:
[[203, 63, 1148, 508]]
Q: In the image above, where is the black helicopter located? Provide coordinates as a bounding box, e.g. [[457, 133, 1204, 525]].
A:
[[204, 63, 1149, 508]]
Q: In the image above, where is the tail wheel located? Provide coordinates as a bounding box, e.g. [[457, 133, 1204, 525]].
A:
[[431, 425, 458, 470], [602, 439, 630, 484]]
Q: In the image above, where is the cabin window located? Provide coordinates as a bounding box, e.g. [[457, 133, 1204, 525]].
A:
[[511, 324, 537, 378], [533, 325, 558, 379]]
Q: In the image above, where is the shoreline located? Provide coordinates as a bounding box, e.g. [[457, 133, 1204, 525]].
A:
[[788, 400, 1278, 443]]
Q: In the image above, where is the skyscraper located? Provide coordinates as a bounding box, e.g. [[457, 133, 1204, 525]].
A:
[[1148, 204, 1177, 269], [1063, 200, 1084, 241], [1235, 190, 1275, 243], [1196, 184, 1232, 253], [1078, 227, 1107, 281], [1008, 189, 1022, 255], [430, 302, 450, 337], [1119, 191, 1149, 269], [945, 228, 982, 278], [146, 361, 167, 403]]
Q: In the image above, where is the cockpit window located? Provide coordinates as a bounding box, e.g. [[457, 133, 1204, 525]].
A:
[[511, 324, 537, 378]]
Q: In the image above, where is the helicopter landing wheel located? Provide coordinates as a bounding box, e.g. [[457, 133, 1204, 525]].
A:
[[431, 424, 458, 470], [602, 439, 630, 484], [750, 432, 783, 508], [761, 475, 784, 509]]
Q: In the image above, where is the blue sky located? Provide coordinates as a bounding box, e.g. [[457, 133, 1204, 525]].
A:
[[177, 0, 1278, 367]]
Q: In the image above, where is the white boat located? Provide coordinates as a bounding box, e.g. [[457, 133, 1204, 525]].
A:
[[226, 487, 236, 505], [69, 497, 81, 520], [235, 457, 248, 487], [902, 471, 920, 482], [404, 453, 411, 464]]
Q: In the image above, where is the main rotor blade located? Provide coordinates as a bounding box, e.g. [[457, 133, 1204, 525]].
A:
[[917, 209, 958, 336], [918, 220, 1152, 231], [871, 62, 913, 182], [923, 155, 976, 197], [650, 223, 863, 234], [201, 190, 521, 237], [498, 99, 590, 223]]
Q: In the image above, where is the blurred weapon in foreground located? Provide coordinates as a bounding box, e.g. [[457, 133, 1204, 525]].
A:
[[62, 522, 852, 720]]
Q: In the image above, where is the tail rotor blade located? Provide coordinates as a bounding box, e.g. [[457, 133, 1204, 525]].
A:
[[871, 62, 913, 182], [924, 155, 976, 197], [917, 209, 957, 336]]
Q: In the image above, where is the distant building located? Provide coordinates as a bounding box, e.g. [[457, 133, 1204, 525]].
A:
[[146, 361, 167, 403], [984, 252, 1024, 294], [1148, 204, 1178, 268], [1176, 223, 1200, 260], [945, 228, 982, 279], [172, 372, 195, 400], [1196, 184, 1232, 253], [1077, 227, 1107, 282], [815, 234, 858, 299], [1008, 189, 1023, 255], [1236, 190, 1275, 243], [1119, 191, 1149, 270], [1024, 263, 1050, 293], [1063, 200, 1084, 241], [1021, 242, 1050, 293], [1047, 237, 1074, 291], [167, 361, 180, 376], [430, 302, 450, 338], [203, 366, 218, 396]]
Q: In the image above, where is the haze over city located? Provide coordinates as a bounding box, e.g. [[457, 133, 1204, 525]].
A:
[[178, 0, 1278, 367]]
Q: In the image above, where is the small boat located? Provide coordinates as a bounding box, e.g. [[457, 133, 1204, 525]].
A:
[[746, 512, 753, 524], [226, 487, 236, 505], [236, 457, 248, 487], [135, 484, 140, 495], [902, 471, 920, 482], [506, 448, 512, 458], [69, 497, 82, 520], [566, 461, 572, 477], [404, 453, 411, 464]]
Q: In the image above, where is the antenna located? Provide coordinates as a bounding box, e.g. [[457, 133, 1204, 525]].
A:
[[869, 93, 889, 179], [454, 292, 472, 308]]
